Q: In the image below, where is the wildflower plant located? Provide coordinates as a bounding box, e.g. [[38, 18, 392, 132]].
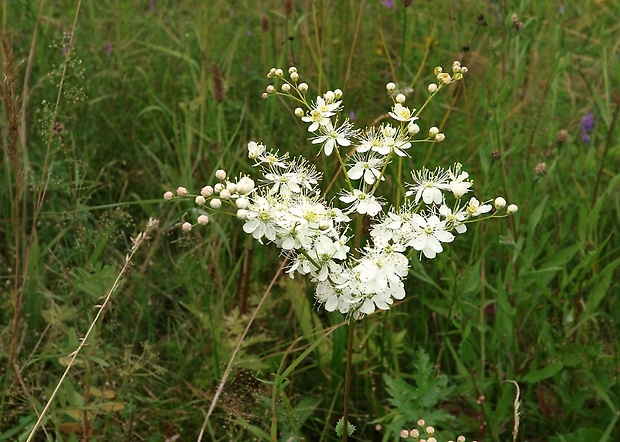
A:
[[164, 61, 517, 320]]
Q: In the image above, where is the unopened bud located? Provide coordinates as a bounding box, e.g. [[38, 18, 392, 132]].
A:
[[210, 198, 222, 209]]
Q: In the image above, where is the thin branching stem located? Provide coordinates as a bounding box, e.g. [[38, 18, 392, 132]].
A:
[[24, 219, 158, 442]]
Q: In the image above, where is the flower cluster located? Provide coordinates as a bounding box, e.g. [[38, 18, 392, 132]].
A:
[[164, 63, 517, 319], [400, 419, 476, 442]]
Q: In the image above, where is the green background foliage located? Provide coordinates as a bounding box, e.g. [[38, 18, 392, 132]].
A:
[[1, 0, 619, 440]]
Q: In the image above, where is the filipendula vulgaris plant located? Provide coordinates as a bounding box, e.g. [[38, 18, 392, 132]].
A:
[[163, 62, 518, 438]]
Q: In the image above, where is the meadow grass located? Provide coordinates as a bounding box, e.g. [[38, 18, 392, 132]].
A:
[[1, 1, 619, 441]]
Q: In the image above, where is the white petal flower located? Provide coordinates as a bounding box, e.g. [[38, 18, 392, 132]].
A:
[[408, 214, 454, 259], [311, 120, 355, 156], [388, 103, 418, 123], [347, 154, 384, 185], [406, 167, 451, 205], [466, 197, 492, 217], [340, 189, 383, 216]]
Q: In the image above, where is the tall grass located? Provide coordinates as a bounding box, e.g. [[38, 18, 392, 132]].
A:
[[1, 1, 619, 440]]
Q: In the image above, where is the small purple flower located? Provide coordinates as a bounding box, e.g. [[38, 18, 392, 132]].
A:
[[383, 0, 395, 8], [580, 112, 594, 144], [104, 41, 112, 57], [349, 111, 357, 121]]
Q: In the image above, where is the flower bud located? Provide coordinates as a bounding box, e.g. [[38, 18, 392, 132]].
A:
[[290, 71, 299, 82], [219, 189, 231, 200], [266, 85, 275, 94], [319, 220, 332, 231], [386, 82, 396, 93], [236, 176, 255, 195], [163, 191, 174, 200], [298, 83, 308, 93], [428, 83, 438, 93], [395, 93, 406, 103], [288, 66, 297, 74], [197, 215, 209, 225], [295, 107, 304, 118], [181, 222, 192, 232], [210, 198, 222, 209], [507, 204, 518, 214], [176, 186, 188, 197], [281, 83, 291, 93], [226, 182, 237, 193], [214, 183, 224, 193], [435, 133, 445, 142], [494, 197, 507, 209], [236, 209, 248, 220], [274, 68, 283, 77], [429, 127, 439, 137], [408, 122, 420, 135], [215, 169, 227, 180], [201, 186, 214, 197], [195, 195, 206, 206], [324, 90, 335, 102], [334, 88, 343, 99], [236, 197, 250, 209]]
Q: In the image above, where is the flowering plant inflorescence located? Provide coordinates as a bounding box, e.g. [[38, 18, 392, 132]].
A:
[[164, 62, 517, 319]]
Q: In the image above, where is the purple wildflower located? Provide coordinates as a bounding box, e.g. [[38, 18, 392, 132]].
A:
[[580, 112, 594, 144], [383, 0, 395, 8], [349, 111, 357, 121], [104, 41, 112, 57]]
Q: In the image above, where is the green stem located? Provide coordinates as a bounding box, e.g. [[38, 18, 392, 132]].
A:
[[342, 317, 355, 441]]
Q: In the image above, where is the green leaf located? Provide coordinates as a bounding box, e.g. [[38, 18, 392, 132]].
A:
[[521, 363, 563, 383]]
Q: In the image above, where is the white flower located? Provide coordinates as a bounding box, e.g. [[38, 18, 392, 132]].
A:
[[264, 170, 301, 197], [301, 96, 342, 132], [257, 150, 288, 168], [339, 189, 383, 216], [448, 163, 472, 198], [466, 197, 492, 217], [408, 213, 455, 259], [347, 154, 384, 185], [372, 124, 411, 157], [242, 195, 279, 243], [388, 103, 418, 123], [406, 167, 450, 205], [311, 120, 355, 156], [439, 204, 467, 234], [247, 141, 266, 159]]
